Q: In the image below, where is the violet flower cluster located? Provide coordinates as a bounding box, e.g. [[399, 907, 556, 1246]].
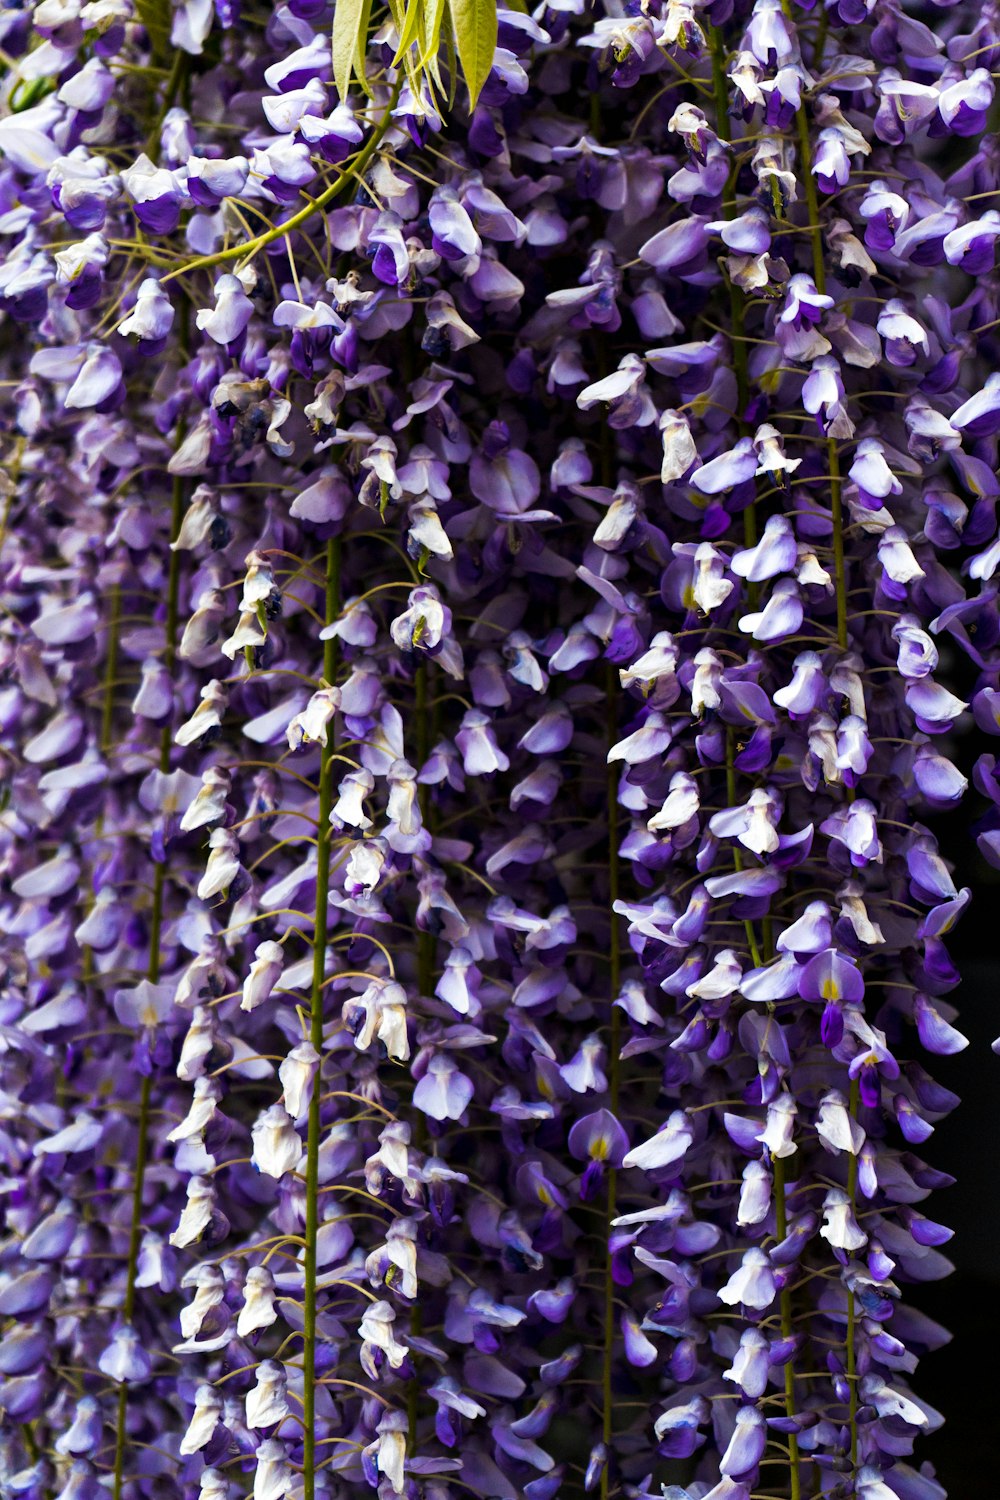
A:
[[0, 0, 995, 1498]]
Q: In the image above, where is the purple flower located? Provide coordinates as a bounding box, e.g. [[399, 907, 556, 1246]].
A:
[[0, 2, 982, 1492]]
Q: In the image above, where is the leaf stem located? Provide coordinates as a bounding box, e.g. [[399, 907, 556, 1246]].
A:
[[162, 81, 402, 284]]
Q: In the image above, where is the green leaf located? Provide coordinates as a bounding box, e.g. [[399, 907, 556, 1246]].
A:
[[332, 0, 373, 100], [446, 0, 496, 108]]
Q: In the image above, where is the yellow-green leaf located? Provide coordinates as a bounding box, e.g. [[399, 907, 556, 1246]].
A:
[[446, 0, 496, 108], [443, 23, 458, 110], [332, 0, 372, 100], [392, 0, 424, 64], [419, 0, 447, 92], [352, 0, 375, 98]]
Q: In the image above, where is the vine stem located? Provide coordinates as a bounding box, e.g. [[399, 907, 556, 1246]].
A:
[[112, 465, 186, 1500], [162, 80, 402, 284], [302, 536, 342, 1499], [600, 660, 622, 1500]]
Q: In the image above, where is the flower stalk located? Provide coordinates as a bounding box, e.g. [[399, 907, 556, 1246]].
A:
[[601, 661, 622, 1500], [112, 465, 187, 1500], [302, 536, 342, 1500]]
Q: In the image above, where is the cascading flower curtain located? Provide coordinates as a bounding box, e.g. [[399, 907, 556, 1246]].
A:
[[0, 0, 995, 1497]]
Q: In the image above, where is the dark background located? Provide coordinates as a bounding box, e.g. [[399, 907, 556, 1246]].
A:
[[900, 634, 1000, 1486], [912, 912, 998, 1489]]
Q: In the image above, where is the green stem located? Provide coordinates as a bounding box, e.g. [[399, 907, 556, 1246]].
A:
[[133, 0, 171, 61], [302, 537, 342, 1500], [407, 658, 432, 1454], [784, 10, 848, 655], [600, 662, 622, 1500], [100, 586, 121, 757], [788, 49, 856, 1475], [708, 27, 756, 555], [845, 1074, 860, 1473], [144, 48, 190, 158], [112, 468, 186, 1500], [725, 729, 763, 969], [162, 81, 402, 283], [772, 1155, 802, 1500]]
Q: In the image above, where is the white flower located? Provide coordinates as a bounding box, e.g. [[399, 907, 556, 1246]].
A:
[[221, 608, 266, 660], [622, 1110, 693, 1172], [345, 977, 410, 1061], [345, 838, 387, 897], [756, 1092, 797, 1159], [278, 1041, 319, 1120], [237, 1265, 278, 1339], [286, 686, 339, 749], [166, 1077, 222, 1143], [717, 1247, 776, 1310], [359, 1300, 408, 1378], [195, 272, 254, 345], [169, 1176, 217, 1249], [197, 827, 241, 901], [180, 1384, 222, 1455], [118, 276, 174, 341], [820, 1187, 868, 1252], [179, 765, 231, 832], [816, 1090, 866, 1155], [246, 1360, 289, 1430], [365, 1219, 418, 1300], [332, 768, 374, 830], [242, 940, 285, 1012], [659, 408, 697, 481], [240, 549, 275, 610], [250, 1104, 303, 1179], [179, 1264, 225, 1340], [254, 1438, 294, 1500]]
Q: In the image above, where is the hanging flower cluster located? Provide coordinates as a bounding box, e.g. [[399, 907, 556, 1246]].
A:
[[0, 0, 993, 1497]]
